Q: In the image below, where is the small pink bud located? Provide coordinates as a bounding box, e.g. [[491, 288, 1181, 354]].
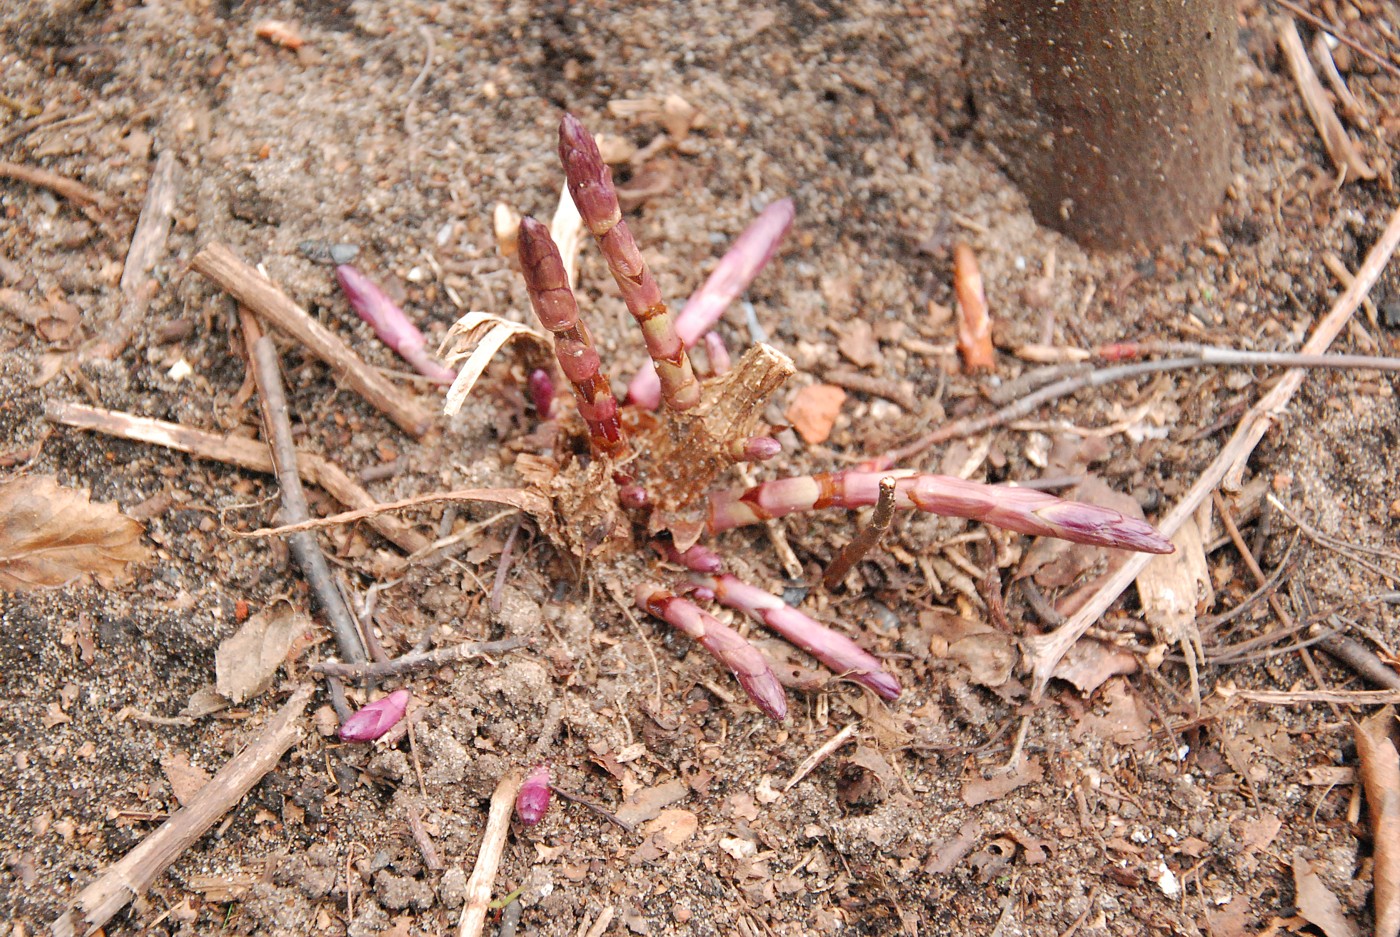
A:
[[703, 331, 732, 376], [339, 689, 410, 742], [528, 368, 556, 417], [516, 763, 552, 826], [734, 436, 781, 462], [619, 484, 650, 509]]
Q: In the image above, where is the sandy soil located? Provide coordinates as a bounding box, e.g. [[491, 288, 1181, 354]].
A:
[[3, 1, 1400, 935]]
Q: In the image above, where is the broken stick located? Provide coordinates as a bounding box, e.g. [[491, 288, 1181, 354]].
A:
[[191, 241, 433, 437], [87, 150, 180, 360], [249, 334, 367, 664], [43, 399, 431, 555], [50, 684, 312, 937], [458, 768, 523, 937]]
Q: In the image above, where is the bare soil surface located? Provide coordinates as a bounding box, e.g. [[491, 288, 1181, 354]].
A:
[[3, 2, 1400, 935]]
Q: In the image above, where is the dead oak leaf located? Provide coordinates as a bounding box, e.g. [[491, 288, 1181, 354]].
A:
[[215, 610, 307, 704], [0, 475, 150, 590]]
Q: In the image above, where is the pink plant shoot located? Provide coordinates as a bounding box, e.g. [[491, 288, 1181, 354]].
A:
[[694, 573, 901, 700], [339, 688, 410, 742], [636, 583, 788, 720], [708, 470, 1173, 554], [516, 763, 552, 826], [335, 264, 456, 385], [527, 368, 556, 417], [627, 198, 795, 408], [559, 113, 701, 412]]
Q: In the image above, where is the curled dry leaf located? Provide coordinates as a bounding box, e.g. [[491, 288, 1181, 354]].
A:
[[1356, 708, 1400, 937], [439, 312, 550, 416], [215, 610, 307, 704], [1135, 514, 1211, 648], [0, 475, 150, 590]]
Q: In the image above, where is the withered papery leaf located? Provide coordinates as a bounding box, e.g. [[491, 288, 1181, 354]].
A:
[[215, 611, 307, 704], [0, 475, 151, 591], [1357, 708, 1400, 937]]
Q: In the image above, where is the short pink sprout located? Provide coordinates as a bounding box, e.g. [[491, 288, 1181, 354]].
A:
[[516, 763, 552, 826], [339, 689, 411, 742]]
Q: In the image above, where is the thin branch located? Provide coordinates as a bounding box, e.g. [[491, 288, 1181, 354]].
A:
[[43, 400, 431, 554], [191, 242, 433, 437], [310, 636, 527, 680], [547, 785, 636, 834], [784, 722, 860, 792], [87, 150, 180, 360], [823, 476, 898, 589], [239, 487, 551, 540], [249, 332, 366, 664], [51, 685, 312, 937], [1021, 201, 1400, 701], [0, 158, 119, 211], [458, 768, 523, 937], [1277, 16, 1376, 181], [1268, 0, 1400, 80]]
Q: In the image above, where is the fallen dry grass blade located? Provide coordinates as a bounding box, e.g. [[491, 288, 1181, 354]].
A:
[[0, 475, 151, 590], [1356, 708, 1400, 937], [440, 312, 550, 416]]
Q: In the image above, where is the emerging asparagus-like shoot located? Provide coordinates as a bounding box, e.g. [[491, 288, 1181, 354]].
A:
[[337, 264, 457, 384], [517, 216, 627, 455], [339, 689, 411, 742], [636, 583, 788, 720], [707, 470, 1173, 554], [627, 198, 795, 408], [558, 113, 701, 412], [693, 573, 901, 701]]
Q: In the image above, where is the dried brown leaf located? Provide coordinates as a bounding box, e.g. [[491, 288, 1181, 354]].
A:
[[0, 475, 150, 590], [1293, 852, 1359, 937], [615, 779, 689, 827], [961, 755, 1043, 807], [1356, 708, 1400, 937], [1135, 514, 1211, 646], [1052, 637, 1138, 696], [160, 751, 212, 807], [215, 610, 307, 704], [786, 383, 845, 445]]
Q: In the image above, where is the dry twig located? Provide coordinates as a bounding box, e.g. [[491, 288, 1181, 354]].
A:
[[457, 768, 523, 937], [249, 333, 367, 664], [87, 150, 180, 360], [310, 636, 526, 680], [823, 476, 898, 589], [44, 401, 431, 555], [1277, 16, 1376, 182], [51, 685, 312, 937], [191, 242, 433, 436]]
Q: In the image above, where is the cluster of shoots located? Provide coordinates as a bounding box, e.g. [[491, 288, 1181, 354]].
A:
[[497, 114, 1172, 721]]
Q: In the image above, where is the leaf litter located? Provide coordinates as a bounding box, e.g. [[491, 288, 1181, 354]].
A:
[[0, 475, 150, 590]]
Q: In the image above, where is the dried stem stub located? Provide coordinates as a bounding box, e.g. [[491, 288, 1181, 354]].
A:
[[559, 113, 700, 412]]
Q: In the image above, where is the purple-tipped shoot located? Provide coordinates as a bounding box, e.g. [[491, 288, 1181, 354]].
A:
[[339, 688, 410, 742], [516, 763, 552, 826], [558, 113, 700, 413], [517, 216, 627, 455], [708, 470, 1174, 554], [336, 265, 456, 385], [528, 368, 556, 418], [732, 436, 781, 463], [695, 574, 901, 700], [703, 331, 732, 377], [655, 540, 725, 573], [627, 198, 795, 408], [636, 583, 787, 720]]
